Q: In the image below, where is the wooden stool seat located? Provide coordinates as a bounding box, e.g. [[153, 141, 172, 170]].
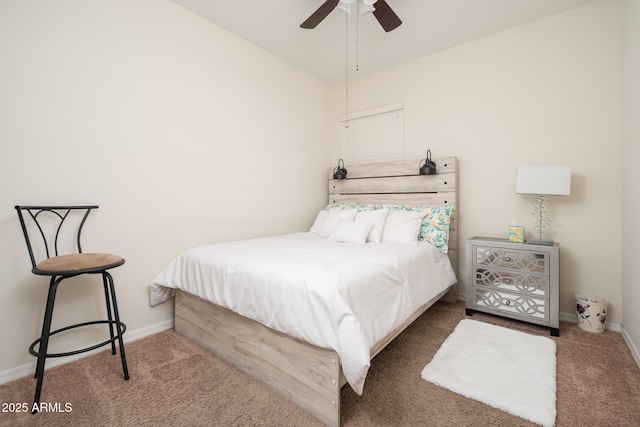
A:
[[34, 253, 124, 275]]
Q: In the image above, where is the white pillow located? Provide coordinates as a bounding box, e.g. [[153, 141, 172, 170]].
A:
[[381, 210, 426, 244], [328, 220, 373, 244], [319, 209, 357, 237], [355, 210, 388, 243], [309, 210, 329, 234]]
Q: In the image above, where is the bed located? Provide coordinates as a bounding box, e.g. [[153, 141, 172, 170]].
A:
[[149, 157, 458, 426]]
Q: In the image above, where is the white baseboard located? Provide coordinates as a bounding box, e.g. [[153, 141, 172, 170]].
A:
[[621, 326, 640, 370], [0, 319, 174, 385], [559, 310, 621, 332]]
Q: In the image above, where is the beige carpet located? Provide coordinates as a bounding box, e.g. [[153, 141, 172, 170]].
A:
[[1, 301, 639, 426]]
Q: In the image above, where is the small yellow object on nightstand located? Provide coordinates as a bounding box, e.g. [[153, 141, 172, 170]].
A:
[[509, 226, 525, 243]]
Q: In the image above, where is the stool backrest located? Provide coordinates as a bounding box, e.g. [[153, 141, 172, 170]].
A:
[[15, 205, 99, 269]]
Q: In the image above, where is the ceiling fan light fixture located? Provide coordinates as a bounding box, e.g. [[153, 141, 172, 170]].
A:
[[336, 0, 356, 14], [300, 0, 400, 31], [360, 4, 375, 15]]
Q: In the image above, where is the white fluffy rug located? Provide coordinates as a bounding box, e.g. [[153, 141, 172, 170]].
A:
[[421, 319, 557, 427]]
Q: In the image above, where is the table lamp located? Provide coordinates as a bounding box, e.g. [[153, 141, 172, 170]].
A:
[[515, 166, 571, 245]]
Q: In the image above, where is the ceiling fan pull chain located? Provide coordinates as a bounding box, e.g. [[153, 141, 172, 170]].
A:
[[345, 4, 349, 128], [356, 0, 360, 72]]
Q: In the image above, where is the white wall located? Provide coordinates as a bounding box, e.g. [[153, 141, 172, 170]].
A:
[[621, 0, 640, 359], [1, 0, 635, 381], [0, 0, 331, 376], [332, 0, 623, 322]]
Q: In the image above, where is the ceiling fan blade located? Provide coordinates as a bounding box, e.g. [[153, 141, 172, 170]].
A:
[[372, 0, 402, 32], [300, 0, 341, 29]]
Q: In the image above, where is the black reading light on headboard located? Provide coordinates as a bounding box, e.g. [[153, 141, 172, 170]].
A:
[[419, 150, 437, 175], [333, 159, 347, 180]]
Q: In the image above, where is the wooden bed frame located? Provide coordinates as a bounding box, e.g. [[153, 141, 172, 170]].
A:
[[174, 157, 458, 426]]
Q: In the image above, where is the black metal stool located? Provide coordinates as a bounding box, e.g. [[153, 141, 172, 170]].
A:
[[15, 206, 130, 413]]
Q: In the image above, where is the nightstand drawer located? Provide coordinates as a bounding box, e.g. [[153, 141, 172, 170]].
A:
[[472, 288, 549, 322], [472, 267, 549, 297], [473, 246, 549, 275]]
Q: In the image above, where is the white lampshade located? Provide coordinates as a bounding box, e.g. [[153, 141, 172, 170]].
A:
[[515, 167, 572, 195]]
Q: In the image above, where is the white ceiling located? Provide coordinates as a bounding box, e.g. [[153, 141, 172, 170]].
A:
[[170, 0, 598, 84]]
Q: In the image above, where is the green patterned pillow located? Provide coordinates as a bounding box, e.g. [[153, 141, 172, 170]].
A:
[[419, 205, 454, 253]]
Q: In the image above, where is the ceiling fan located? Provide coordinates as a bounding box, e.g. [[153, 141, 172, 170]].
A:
[[300, 0, 402, 32]]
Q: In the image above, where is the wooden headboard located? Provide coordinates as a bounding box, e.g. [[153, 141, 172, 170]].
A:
[[328, 157, 458, 299]]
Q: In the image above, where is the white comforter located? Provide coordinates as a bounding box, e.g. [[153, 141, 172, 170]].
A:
[[149, 232, 456, 394]]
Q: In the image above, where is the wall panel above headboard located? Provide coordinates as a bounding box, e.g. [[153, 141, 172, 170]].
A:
[[328, 157, 458, 300]]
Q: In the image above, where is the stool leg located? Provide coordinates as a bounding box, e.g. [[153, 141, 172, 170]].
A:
[[32, 277, 61, 414], [105, 272, 129, 381], [102, 273, 116, 355]]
